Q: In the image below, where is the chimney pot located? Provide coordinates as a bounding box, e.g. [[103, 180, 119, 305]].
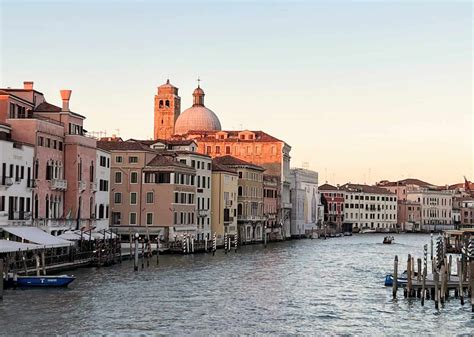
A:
[[60, 89, 72, 111], [24, 81, 34, 90]]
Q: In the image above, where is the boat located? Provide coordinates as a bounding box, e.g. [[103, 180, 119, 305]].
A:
[[343, 232, 352, 236], [384, 272, 408, 287], [383, 236, 394, 244], [360, 228, 376, 234], [15, 275, 76, 287]]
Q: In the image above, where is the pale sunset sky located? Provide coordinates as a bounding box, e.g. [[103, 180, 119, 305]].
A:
[[0, 1, 472, 186]]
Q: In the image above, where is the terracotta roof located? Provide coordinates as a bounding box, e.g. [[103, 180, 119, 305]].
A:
[[180, 130, 283, 143], [213, 155, 265, 171], [378, 178, 434, 187], [340, 183, 395, 195], [130, 138, 196, 147], [146, 154, 192, 169], [319, 183, 339, 191], [97, 140, 153, 152], [212, 162, 237, 174]]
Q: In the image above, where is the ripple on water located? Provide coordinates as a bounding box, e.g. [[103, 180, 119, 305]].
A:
[[0, 234, 471, 335]]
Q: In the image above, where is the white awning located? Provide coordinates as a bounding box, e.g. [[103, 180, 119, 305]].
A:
[[0, 239, 43, 253], [1, 227, 72, 248]]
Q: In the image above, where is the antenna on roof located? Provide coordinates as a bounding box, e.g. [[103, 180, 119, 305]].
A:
[[197, 76, 201, 88]]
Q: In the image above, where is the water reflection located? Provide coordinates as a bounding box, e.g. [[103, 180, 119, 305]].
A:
[[1, 234, 473, 335]]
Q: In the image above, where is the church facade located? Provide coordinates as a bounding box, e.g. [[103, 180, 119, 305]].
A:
[[153, 80, 292, 239]]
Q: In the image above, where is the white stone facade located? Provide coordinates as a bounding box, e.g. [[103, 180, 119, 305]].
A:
[[0, 124, 35, 227], [95, 148, 111, 231], [289, 168, 319, 237], [406, 190, 453, 231]]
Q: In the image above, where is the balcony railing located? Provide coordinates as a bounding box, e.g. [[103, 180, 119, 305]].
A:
[[197, 209, 208, 217], [50, 179, 68, 191], [90, 181, 98, 192], [5, 211, 32, 221], [27, 179, 36, 188], [224, 216, 234, 223], [32, 218, 96, 229], [225, 200, 233, 207], [78, 181, 86, 191]]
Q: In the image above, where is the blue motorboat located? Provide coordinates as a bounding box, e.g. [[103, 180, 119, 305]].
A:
[[15, 275, 75, 287], [384, 272, 408, 287]]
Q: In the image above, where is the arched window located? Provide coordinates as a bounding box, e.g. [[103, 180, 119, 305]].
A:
[[99, 204, 104, 219], [159, 100, 164, 108], [238, 203, 243, 216], [45, 195, 49, 219], [90, 161, 94, 182], [34, 195, 38, 219], [238, 186, 243, 196], [90, 197, 94, 218], [34, 159, 39, 179], [165, 100, 170, 108]]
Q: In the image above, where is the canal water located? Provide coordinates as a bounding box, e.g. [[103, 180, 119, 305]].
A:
[[1, 234, 473, 335]]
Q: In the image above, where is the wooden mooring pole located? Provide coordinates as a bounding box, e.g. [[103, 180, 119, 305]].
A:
[[407, 254, 412, 298], [470, 260, 474, 312], [458, 258, 464, 305], [0, 258, 4, 300], [434, 270, 440, 310], [393, 255, 398, 299]]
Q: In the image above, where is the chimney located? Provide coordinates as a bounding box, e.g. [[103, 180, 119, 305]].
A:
[[24, 81, 34, 90], [60, 90, 72, 111]]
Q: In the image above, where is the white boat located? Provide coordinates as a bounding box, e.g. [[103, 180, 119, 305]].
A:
[[360, 228, 376, 234]]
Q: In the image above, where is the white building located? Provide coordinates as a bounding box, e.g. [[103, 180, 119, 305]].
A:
[[94, 148, 111, 231], [289, 168, 319, 237], [341, 183, 397, 231], [406, 190, 453, 231], [0, 123, 35, 226]]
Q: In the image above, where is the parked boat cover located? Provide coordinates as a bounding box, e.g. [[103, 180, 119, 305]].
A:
[[1, 227, 72, 248]]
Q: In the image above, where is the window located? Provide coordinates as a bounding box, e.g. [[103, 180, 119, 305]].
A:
[[206, 146, 211, 154], [115, 171, 122, 184], [130, 212, 137, 225], [130, 192, 137, 205], [114, 192, 122, 204], [129, 156, 138, 163], [100, 156, 107, 167], [146, 192, 154, 203], [115, 156, 123, 163], [216, 146, 221, 154], [225, 146, 231, 154], [58, 142, 63, 151], [38, 136, 44, 146], [146, 213, 153, 225], [130, 172, 138, 184], [112, 212, 121, 225]]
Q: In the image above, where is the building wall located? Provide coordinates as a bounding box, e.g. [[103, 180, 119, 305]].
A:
[[406, 191, 453, 230], [319, 189, 345, 230], [95, 148, 111, 231], [343, 192, 398, 230], [289, 168, 319, 237], [397, 201, 421, 231], [154, 84, 181, 140], [211, 170, 238, 244], [0, 132, 34, 226]]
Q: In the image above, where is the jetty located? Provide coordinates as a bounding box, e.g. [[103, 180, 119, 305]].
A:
[[390, 233, 474, 311]]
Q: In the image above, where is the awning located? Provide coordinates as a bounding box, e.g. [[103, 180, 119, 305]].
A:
[[0, 239, 42, 253], [1, 227, 72, 248]]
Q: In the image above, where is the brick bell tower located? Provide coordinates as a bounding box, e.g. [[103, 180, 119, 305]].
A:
[[154, 79, 181, 140]]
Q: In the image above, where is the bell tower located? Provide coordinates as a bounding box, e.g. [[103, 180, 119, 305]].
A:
[[154, 79, 181, 140]]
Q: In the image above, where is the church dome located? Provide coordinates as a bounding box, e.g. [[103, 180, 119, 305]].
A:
[[174, 85, 222, 135]]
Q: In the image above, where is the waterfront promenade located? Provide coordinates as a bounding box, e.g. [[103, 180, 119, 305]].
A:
[[1, 234, 473, 335]]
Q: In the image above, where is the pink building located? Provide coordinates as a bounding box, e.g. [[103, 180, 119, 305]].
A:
[[0, 82, 98, 234]]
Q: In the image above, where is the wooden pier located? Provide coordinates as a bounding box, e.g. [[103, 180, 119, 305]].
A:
[[391, 234, 474, 312]]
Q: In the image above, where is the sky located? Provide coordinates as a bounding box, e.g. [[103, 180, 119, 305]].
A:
[[0, 0, 472, 186]]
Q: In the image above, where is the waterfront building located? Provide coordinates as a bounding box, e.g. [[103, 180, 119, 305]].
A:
[[95, 148, 111, 231], [0, 122, 34, 226], [153, 80, 292, 240], [289, 168, 319, 237], [377, 179, 453, 231], [98, 139, 198, 241], [211, 161, 238, 245], [453, 197, 474, 228], [263, 175, 280, 240], [0, 82, 97, 235], [340, 183, 397, 232], [318, 183, 345, 232], [214, 155, 265, 243]]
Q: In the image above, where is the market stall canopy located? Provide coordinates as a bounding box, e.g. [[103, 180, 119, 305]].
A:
[[1, 227, 72, 248], [0, 239, 42, 253]]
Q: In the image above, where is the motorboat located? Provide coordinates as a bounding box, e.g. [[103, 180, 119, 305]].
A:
[[384, 271, 408, 287], [11, 275, 75, 287], [383, 236, 394, 244]]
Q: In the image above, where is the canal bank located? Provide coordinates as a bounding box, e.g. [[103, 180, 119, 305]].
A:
[[1, 234, 473, 335]]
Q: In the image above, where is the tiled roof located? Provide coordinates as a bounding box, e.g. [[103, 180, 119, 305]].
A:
[[181, 130, 283, 143], [34, 102, 61, 112], [379, 178, 434, 187], [146, 154, 192, 169], [340, 183, 395, 195], [319, 183, 339, 191], [212, 162, 237, 174], [97, 140, 153, 152], [213, 155, 265, 171]]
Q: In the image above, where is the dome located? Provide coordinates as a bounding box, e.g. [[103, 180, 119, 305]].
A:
[[193, 87, 204, 95], [174, 105, 221, 134]]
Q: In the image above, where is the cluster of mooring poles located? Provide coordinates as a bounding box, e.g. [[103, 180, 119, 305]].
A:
[[392, 234, 474, 312], [131, 231, 239, 271]]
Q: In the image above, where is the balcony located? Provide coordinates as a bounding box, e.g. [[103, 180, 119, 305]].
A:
[[238, 215, 266, 222], [0, 177, 13, 188], [224, 216, 234, 223], [27, 179, 36, 188], [50, 179, 68, 191], [225, 200, 233, 207], [5, 211, 32, 221], [78, 181, 86, 192], [90, 182, 98, 192], [197, 209, 209, 218]]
